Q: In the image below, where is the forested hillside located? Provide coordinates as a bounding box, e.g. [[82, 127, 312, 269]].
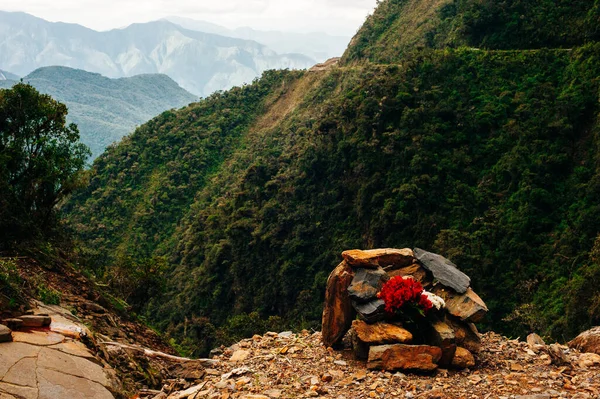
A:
[[1, 66, 196, 159], [66, 0, 600, 355]]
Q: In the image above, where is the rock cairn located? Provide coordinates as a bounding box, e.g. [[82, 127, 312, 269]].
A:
[[322, 248, 488, 372]]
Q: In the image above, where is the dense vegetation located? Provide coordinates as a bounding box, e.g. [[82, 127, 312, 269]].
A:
[[66, 0, 600, 355], [344, 0, 600, 63], [0, 66, 196, 159], [0, 83, 89, 249]]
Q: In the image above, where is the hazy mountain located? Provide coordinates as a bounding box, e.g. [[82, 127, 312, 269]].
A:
[[0, 11, 315, 96], [0, 69, 18, 81], [164, 16, 350, 63], [2, 66, 197, 159]]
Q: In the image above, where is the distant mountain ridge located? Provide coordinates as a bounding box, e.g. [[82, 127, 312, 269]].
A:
[[164, 16, 350, 63], [0, 69, 18, 81], [0, 11, 315, 96], [1, 66, 197, 159]]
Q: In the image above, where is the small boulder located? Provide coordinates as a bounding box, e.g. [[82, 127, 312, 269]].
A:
[[354, 299, 386, 323], [578, 352, 600, 368], [568, 326, 600, 355], [342, 248, 415, 270], [432, 286, 488, 323], [445, 316, 481, 354], [0, 324, 12, 343], [230, 350, 251, 363], [322, 261, 356, 348], [451, 347, 475, 369], [527, 333, 546, 347], [413, 248, 470, 294], [2, 318, 23, 331], [427, 319, 457, 366], [18, 315, 52, 327], [367, 344, 442, 372], [348, 267, 388, 303]]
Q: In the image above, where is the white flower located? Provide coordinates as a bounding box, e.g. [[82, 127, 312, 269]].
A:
[[422, 290, 446, 310]]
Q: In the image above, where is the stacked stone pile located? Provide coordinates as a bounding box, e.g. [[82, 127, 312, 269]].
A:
[[322, 248, 488, 372]]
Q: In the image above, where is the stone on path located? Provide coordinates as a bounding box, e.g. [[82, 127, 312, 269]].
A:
[[2, 319, 23, 331], [0, 325, 12, 343], [348, 267, 388, 303], [342, 248, 415, 270], [18, 315, 52, 327], [413, 248, 470, 294], [451, 347, 475, 369], [367, 344, 442, 371], [322, 261, 356, 348], [432, 286, 488, 323], [568, 326, 600, 355]]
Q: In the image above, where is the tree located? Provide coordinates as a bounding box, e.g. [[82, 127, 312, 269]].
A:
[[0, 83, 90, 248]]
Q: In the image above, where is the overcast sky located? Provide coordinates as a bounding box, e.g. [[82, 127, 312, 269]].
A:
[[2, 0, 378, 36]]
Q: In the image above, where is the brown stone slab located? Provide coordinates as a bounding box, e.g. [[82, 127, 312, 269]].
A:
[[352, 320, 413, 345], [432, 286, 488, 323], [0, 342, 41, 379], [12, 331, 65, 346], [18, 315, 52, 327], [367, 344, 442, 371], [37, 368, 114, 399], [3, 357, 37, 387], [342, 248, 415, 269], [386, 263, 429, 285], [322, 261, 356, 348]]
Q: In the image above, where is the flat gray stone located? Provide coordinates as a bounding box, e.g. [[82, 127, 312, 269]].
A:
[[0, 325, 11, 343], [354, 299, 386, 323], [413, 248, 470, 294], [348, 267, 388, 303]]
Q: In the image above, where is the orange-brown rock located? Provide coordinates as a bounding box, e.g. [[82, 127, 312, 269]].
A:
[[433, 286, 488, 323], [387, 263, 429, 285], [322, 261, 356, 348], [451, 347, 475, 369], [367, 344, 442, 371], [568, 327, 600, 355], [445, 315, 482, 354], [427, 319, 456, 366], [341, 248, 415, 269], [352, 320, 413, 344]]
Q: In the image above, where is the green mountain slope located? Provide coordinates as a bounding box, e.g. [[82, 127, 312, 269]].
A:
[[66, 0, 600, 354], [5, 66, 197, 159], [343, 0, 600, 63]]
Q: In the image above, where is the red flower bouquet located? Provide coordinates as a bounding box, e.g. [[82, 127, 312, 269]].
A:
[[377, 276, 433, 316]]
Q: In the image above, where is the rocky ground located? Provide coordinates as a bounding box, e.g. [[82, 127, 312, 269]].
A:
[[0, 302, 119, 399], [147, 330, 600, 399]]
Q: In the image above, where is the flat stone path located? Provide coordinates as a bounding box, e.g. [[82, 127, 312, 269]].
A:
[[0, 302, 117, 399]]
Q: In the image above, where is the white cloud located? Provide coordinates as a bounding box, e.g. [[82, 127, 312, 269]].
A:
[[2, 0, 378, 35]]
